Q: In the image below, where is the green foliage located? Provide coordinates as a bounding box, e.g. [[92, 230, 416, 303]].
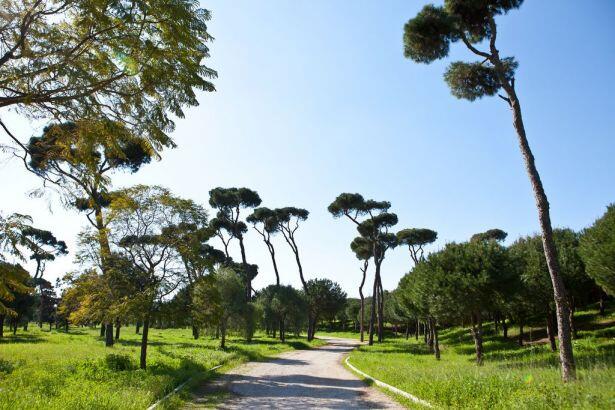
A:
[[397, 228, 438, 247], [191, 275, 223, 330], [397, 228, 438, 264], [1, 0, 217, 146], [403, 5, 457, 63], [247, 207, 280, 234], [350, 236, 372, 260], [580, 205, 615, 296], [274, 207, 309, 223], [0, 262, 32, 317], [216, 268, 249, 321], [403, 0, 523, 101], [104, 354, 135, 371], [400, 240, 514, 324], [444, 58, 518, 101], [257, 285, 307, 335], [511, 229, 593, 312], [209, 187, 262, 210], [470, 228, 508, 242], [306, 278, 347, 323], [444, 0, 524, 41], [328, 193, 390, 219]]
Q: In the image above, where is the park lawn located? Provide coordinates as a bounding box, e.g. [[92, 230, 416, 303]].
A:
[[346, 308, 615, 409], [0, 326, 324, 410]]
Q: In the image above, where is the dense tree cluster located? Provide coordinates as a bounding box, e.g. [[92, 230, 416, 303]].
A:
[[391, 219, 612, 366]]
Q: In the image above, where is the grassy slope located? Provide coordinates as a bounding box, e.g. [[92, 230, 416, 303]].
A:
[[0, 326, 324, 410], [344, 308, 615, 409]]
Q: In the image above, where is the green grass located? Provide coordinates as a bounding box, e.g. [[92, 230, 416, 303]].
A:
[[0, 326, 324, 410], [346, 308, 615, 409]]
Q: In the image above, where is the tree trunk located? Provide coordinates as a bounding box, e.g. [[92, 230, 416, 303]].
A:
[[115, 319, 121, 341], [377, 274, 384, 342], [359, 261, 367, 343], [192, 324, 199, 339], [405, 321, 410, 340], [518, 322, 524, 346], [568, 296, 577, 339], [492, 43, 575, 381], [23, 322, 28, 331], [280, 319, 285, 342], [415, 319, 419, 340], [433, 323, 440, 360], [427, 319, 434, 352], [136, 322, 140, 334], [140, 316, 150, 369], [0, 315, 3, 337], [599, 291, 606, 316], [470, 312, 484, 365], [368, 273, 378, 346], [100, 323, 105, 337], [238, 237, 251, 301], [105, 322, 114, 347], [38, 283, 44, 329], [502, 318, 508, 339], [266, 240, 280, 287], [220, 320, 226, 349], [546, 310, 557, 352]]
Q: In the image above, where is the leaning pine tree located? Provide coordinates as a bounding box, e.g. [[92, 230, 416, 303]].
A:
[[403, 0, 575, 381]]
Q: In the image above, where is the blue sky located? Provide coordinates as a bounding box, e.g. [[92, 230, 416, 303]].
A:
[[2, 0, 614, 297]]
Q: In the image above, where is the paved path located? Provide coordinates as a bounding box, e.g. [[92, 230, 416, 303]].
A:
[[187, 337, 403, 409]]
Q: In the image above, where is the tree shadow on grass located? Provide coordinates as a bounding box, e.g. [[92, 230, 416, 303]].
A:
[[493, 343, 615, 371], [359, 344, 433, 356], [0, 333, 45, 344]]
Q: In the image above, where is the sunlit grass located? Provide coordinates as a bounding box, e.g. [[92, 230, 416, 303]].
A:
[[345, 308, 615, 409], [0, 326, 324, 410]]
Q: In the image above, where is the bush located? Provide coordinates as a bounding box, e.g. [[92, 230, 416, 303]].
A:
[[0, 359, 14, 374], [103, 353, 135, 371]]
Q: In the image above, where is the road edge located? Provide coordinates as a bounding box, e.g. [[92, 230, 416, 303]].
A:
[[344, 356, 433, 408]]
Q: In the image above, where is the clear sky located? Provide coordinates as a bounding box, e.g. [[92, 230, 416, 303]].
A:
[[2, 0, 614, 297]]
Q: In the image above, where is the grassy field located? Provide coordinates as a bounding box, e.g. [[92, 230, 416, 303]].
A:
[[0, 326, 324, 410], [343, 307, 615, 409]]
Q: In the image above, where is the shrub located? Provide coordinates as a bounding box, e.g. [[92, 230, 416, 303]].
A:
[[104, 354, 135, 371]]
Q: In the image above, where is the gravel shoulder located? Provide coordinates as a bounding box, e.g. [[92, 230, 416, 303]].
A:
[[185, 337, 404, 409]]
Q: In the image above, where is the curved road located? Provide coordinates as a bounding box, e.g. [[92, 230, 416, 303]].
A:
[[187, 337, 403, 409]]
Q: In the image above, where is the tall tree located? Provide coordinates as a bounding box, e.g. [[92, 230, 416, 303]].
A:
[[0, 0, 216, 152], [27, 121, 153, 344], [328, 193, 398, 344], [403, 0, 576, 380], [247, 207, 282, 286], [108, 185, 187, 369], [209, 187, 261, 301], [273, 207, 313, 338]]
